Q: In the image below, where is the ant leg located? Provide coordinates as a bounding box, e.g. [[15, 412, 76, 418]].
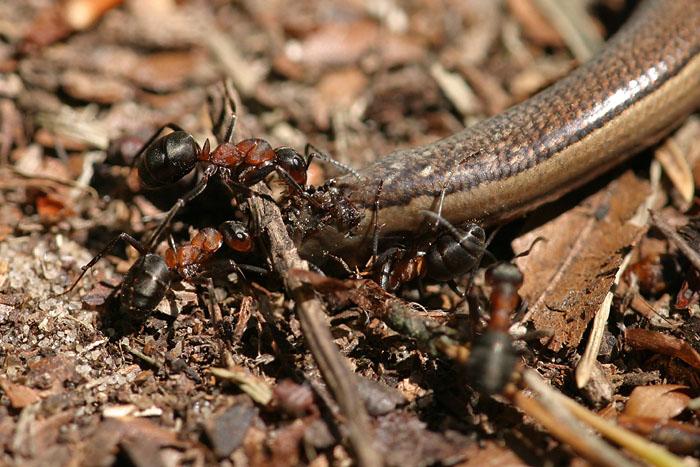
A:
[[431, 187, 448, 232], [197, 259, 269, 281], [223, 114, 237, 144], [221, 79, 238, 143], [129, 123, 186, 170], [513, 236, 546, 258], [218, 174, 275, 203], [203, 277, 223, 323], [167, 234, 177, 252], [206, 78, 238, 144], [59, 233, 147, 296], [324, 254, 356, 277], [144, 165, 218, 250], [306, 261, 327, 276], [272, 167, 325, 210], [304, 143, 362, 180], [370, 180, 384, 263]]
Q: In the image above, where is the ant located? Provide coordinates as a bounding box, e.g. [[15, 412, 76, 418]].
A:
[[373, 212, 487, 291], [368, 178, 487, 291], [132, 118, 303, 245], [60, 221, 263, 321], [281, 178, 364, 246], [132, 102, 361, 248], [465, 262, 523, 395]]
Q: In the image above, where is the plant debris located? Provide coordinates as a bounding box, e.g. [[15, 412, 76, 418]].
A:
[[0, 0, 699, 466]]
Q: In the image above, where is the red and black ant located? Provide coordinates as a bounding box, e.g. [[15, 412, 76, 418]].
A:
[[132, 119, 299, 244], [60, 221, 263, 321], [373, 211, 487, 291], [132, 104, 361, 249], [465, 262, 523, 395], [368, 179, 488, 291]]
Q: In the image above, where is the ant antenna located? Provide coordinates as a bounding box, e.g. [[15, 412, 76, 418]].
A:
[[207, 78, 239, 144], [420, 210, 470, 240], [57, 233, 148, 297], [304, 143, 362, 181], [513, 236, 546, 259], [429, 161, 461, 232]]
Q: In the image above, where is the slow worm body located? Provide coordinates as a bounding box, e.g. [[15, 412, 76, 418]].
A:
[[301, 0, 700, 257]]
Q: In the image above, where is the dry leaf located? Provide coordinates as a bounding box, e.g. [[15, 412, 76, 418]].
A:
[[624, 384, 690, 420], [0, 378, 40, 408], [514, 171, 649, 350]]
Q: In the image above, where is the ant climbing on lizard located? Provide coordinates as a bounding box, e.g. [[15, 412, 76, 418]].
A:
[[131, 94, 360, 249], [368, 179, 489, 291]]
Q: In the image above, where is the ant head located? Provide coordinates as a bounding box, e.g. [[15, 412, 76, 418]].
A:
[[275, 147, 307, 185], [138, 131, 200, 188], [485, 263, 523, 289], [220, 221, 253, 253]]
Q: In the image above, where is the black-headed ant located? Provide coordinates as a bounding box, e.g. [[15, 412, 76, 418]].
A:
[[131, 115, 312, 245], [465, 262, 523, 395], [60, 222, 263, 321], [133, 110, 362, 250], [368, 180, 487, 291], [373, 213, 487, 291]]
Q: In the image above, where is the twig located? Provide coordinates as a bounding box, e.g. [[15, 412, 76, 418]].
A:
[[517, 370, 635, 467], [121, 342, 162, 370], [522, 370, 685, 467], [9, 166, 99, 199], [650, 210, 700, 271], [247, 189, 382, 467], [531, 0, 603, 61]]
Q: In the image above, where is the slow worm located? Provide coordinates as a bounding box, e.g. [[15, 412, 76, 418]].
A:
[[301, 0, 700, 257]]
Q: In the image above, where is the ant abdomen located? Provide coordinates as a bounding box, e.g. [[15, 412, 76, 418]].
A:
[[138, 131, 199, 188], [119, 254, 172, 317], [465, 330, 517, 395], [425, 224, 485, 282]]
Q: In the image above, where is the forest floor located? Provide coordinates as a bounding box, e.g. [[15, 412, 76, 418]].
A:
[[0, 0, 699, 466]]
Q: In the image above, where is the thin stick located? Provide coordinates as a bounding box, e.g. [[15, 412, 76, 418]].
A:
[[650, 210, 700, 271], [248, 186, 381, 467]]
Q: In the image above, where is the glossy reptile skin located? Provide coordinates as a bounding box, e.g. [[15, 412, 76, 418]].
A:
[[301, 0, 700, 257]]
